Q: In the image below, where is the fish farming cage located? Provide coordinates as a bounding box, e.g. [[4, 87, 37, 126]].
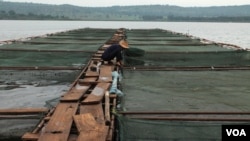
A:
[[1, 28, 250, 141], [118, 71, 250, 140], [124, 29, 250, 67], [115, 29, 250, 141], [0, 28, 114, 97], [0, 27, 120, 113], [0, 28, 119, 139]]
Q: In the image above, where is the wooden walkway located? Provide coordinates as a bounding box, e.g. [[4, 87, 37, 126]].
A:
[[22, 29, 125, 141]]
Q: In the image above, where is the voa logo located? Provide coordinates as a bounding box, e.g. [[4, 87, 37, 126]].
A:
[[226, 129, 246, 136]]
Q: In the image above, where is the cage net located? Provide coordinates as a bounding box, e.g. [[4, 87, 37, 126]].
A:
[[0, 43, 101, 50], [124, 29, 250, 67], [0, 28, 114, 81], [0, 51, 92, 67], [122, 71, 250, 112], [0, 70, 79, 86], [125, 50, 250, 67], [117, 115, 250, 141], [118, 116, 220, 141], [0, 28, 117, 139], [0, 44, 91, 94], [0, 28, 115, 107], [115, 29, 250, 141], [116, 70, 250, 141]]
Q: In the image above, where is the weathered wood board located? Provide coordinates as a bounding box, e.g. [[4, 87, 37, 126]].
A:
[[80, 103, 105, 124], [22, 132, 40, 141], [82, 83, 110, 104], [38, 103, 78, 141], [98, 65, 113, 82], [73, 113, 109, 141], [60, 87, 90, 102]]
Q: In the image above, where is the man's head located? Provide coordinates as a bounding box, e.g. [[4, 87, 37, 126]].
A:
[[119, 40, 129, 49]]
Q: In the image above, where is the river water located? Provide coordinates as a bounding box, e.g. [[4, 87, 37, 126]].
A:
[[0, 20, 249, 49]]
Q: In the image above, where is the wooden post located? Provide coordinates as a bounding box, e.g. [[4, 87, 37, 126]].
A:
[[105, 91, 111, 125]]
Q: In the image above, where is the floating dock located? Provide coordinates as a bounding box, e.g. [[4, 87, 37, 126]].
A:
[[0, 28, 250, 141]]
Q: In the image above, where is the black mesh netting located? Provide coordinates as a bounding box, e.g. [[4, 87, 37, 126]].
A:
[[125, 51, 250, 67], [122, 70, 250, 112], [0, 51, 92, 67], [117, 116, 221, 141]]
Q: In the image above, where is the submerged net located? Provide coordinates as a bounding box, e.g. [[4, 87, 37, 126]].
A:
[[118, 116, 219, 141], [125, 50, 250, 67], [0, 28, 115, 79], [0, 70, 80, 85], [116, 70, 250, 141], [0, 43, 101, 50], [0, 28, 116, 107], [124, 29, 250, 67], [0, 51, 91, 67], [116, 29, 250, 141], [0, 50, 87, 92], [117, 115, 250, 141], [122, 70, 250, 112]]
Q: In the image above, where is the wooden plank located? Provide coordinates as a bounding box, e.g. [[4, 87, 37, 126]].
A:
[[78, 79, 98, 84], [0, 66, 82, 70], [73, 113, 109, 141], [77, 128, 109, 141], [106, 96, 117, 141], [79, 77, 97, 82], [107, 103, 115, 141], [93, 54, 102, 57], [60, 86, 90, 102], [73, 113, 96, 132], [97, 50, 104, 54], [92, 57, 102, 61], [22, 132, 39, 141], [78, 77, 98, 85], [98, 65, 113, 82], [80, 103, 105, 124], [0, 108, 48, 115], [32, 108, 55, 134], [0, 115, 40, 119], [102, 44, 111, 48], [85, 61, 100, 76], [82, 83, 110, 104], [85, 69, 99, 77], [100, 65, 113, 76], [38, 103, 78, 141], [105, 91, 111, 125]]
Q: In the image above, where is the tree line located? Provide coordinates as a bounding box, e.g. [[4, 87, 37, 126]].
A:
[[1, 1, 250, 22], [0, 10, 70, 20]]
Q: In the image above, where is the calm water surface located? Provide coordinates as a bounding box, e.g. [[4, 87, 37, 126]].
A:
[[0, 20, 249, 49]]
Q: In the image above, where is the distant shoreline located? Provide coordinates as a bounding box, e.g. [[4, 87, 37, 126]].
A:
[[1, 19, 250, 23], [1, 1, 250, 22]]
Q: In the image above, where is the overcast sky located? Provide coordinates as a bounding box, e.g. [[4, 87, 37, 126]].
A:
[[4, 0, 250, 7]]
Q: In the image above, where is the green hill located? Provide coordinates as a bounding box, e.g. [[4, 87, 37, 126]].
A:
[[1, 1, 250, 22]]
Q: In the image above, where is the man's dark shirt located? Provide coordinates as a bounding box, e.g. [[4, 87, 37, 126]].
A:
[[101, 44, 123, 61]]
